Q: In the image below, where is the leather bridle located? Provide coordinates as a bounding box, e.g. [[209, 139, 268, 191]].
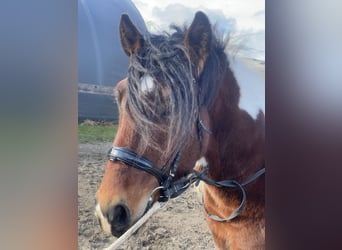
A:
[[107, 118, 265, 221], [107, 146, 184, 202]]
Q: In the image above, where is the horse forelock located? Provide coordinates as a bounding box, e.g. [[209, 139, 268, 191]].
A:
[[124, 25, 228, 160]]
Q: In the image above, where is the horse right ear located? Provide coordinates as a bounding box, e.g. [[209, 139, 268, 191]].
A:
[[119, 14, 144, 57], [184, 11, 212, 75]]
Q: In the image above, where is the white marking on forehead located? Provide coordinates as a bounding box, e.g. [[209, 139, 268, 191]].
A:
[[229, 56, 265, 119], [141, 74, 155, 93], [195, 157, 208, 168]]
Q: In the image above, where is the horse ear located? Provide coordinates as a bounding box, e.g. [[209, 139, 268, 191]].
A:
[[119, 14, 144, 57], [185, 11, 212, 73]]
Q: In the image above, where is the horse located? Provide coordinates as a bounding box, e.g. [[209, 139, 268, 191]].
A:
[[95, 11, 265, 250]]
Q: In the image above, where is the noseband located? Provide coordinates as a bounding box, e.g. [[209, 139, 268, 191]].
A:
[[108, 146, 185, 202]]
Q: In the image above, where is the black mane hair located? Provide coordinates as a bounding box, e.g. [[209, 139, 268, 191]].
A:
[[125, 24, 228, 159]]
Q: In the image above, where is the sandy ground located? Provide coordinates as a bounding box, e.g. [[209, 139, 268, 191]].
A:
[[78, 142, 215, 250]]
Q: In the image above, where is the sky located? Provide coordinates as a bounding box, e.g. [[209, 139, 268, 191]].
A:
[[131, 0, 265, 61]]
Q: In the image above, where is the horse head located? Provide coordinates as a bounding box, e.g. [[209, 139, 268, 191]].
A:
[[95, 12, 214, 237]]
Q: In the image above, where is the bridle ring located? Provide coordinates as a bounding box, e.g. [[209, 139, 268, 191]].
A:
[[148, 186, 170, 209]]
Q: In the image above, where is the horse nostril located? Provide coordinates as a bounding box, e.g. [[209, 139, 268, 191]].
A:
[[107, 204, 131, 237]]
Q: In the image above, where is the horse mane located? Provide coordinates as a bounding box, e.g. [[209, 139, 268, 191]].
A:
[[125, 24, 229, 160]]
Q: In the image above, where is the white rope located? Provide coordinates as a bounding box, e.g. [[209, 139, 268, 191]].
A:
[[103, 202, 161, 250]]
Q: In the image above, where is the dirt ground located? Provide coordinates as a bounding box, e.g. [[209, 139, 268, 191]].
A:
[[78, 142, 215, 250]]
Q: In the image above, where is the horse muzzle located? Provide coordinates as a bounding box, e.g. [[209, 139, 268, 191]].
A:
[[95, 202, 131, 237]]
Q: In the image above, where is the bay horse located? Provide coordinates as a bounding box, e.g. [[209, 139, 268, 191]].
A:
[[95, 11, 265, 250]]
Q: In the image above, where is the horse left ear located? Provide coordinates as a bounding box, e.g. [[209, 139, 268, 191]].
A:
[[185, 11, 212, 74], [119, 14, 144, 57]]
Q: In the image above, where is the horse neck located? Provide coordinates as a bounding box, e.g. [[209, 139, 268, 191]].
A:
[[206, 66, 265, 184]]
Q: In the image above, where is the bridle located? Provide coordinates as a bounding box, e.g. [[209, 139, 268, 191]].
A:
[[107, 71, 265, 221], [107, 146, 184, 202], [107, 118, 265, 221]]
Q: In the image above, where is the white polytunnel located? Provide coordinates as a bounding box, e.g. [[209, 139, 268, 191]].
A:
[[78, 0, 147, 121]]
